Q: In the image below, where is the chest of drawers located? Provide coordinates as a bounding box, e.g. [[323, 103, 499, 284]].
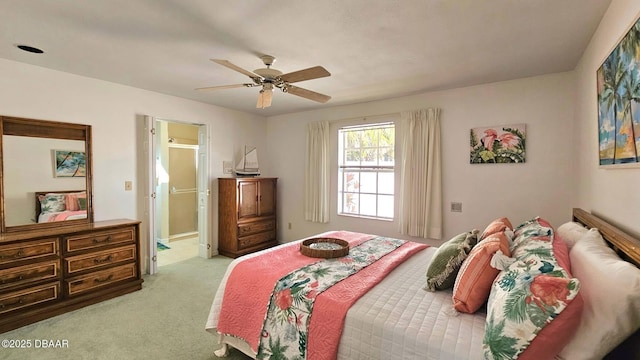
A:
[[218, 178, 278, 258], [0, 219, 142, 333]]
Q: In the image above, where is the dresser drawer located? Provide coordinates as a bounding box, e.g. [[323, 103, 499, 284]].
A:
[[0, 261, 59, 290], [65, 245, 136, 275], [0, 282, 59, 315], [238, 220, 275, 237], [64, 227, 136, 253], [238, 230, 275, 249], [65, 263, 137, 297], [0, 238, 58, 266]]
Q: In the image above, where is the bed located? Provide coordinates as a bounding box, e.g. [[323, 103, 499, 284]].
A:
[[206, 208, 640, 359], [35, 190, 87, 223]]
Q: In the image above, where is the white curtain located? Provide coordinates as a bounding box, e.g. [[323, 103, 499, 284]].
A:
[[397, 108, 442, 239], [304, 121, 330, 223]]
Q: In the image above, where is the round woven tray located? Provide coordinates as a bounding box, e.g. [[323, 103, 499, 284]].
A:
[[300, 238, 349, 258]]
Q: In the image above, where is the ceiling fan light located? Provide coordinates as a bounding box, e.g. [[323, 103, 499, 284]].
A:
[[256, 88, 273, 109]]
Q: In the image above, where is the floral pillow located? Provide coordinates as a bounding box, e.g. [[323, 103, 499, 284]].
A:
[[38, 193, 66, 214], [483, 218, 581, 359]]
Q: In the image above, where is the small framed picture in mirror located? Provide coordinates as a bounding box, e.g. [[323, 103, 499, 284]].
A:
[[53, 149, 86, 177]]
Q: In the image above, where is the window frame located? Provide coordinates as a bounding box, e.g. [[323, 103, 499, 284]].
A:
[[337, 121, 395, 220]]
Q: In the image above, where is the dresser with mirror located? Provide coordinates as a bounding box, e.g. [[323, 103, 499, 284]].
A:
[[0, 116, 142, 333]]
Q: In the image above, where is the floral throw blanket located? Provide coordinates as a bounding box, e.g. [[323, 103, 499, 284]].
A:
[[216, 231, 427, 360], [484, 218, 581, 359], [257, 237, 407, 359]]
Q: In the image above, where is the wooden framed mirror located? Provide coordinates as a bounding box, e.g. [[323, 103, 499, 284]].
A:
[[0, 116, 93, 233]]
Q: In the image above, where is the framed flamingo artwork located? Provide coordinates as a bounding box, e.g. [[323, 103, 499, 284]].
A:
[[596, 13, 640, 167], [470, 124, 526, 164]]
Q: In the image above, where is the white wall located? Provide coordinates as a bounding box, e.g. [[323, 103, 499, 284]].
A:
[[574, 0, 640, 237], [0, 58, 268, 272], [267, 72, 576, 245]]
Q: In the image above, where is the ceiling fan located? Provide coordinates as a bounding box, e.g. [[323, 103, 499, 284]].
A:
[[196, 55, 331, 109]]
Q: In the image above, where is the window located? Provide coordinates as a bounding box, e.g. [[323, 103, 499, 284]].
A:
[[338, 122, 395, 219]]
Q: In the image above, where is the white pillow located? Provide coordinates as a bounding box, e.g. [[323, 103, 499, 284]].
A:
[[557, 228, 640, 360], [556, 221, 588, 249]]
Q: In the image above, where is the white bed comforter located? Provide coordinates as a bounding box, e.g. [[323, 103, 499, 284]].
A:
[[207, 242, 485, 360]]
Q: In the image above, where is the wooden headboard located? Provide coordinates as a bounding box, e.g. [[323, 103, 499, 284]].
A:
[[572, 208, 640, 359], [573, 208, 640, 267]]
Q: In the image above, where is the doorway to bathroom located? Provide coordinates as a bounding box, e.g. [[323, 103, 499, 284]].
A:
[[145, 117, 209, 273]]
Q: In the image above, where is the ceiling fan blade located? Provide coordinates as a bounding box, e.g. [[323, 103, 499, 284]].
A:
[[280, 66, 331, 83], [211, 59, 261, 79], [195, 83, 255, 91], [286, 85, 331, 103]]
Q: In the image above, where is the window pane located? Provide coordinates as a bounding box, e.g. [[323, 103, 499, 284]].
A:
[[360, 194, 377, 216], [345, 131, 360, 148], [359, 172, 377, 193], [343, 193, 358, 214], [362, 148, 377, 166], [378, 172, 394, 195], [344, 172, 359, 191], [362, 130, 378, 147], [379, 147, 394, 165], [379, 127, 394, 147], [378, 195, 394, 218], [345, 149, 361, 165]]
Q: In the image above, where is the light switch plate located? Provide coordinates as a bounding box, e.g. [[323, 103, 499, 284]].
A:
[[223, 161, 233, 174]]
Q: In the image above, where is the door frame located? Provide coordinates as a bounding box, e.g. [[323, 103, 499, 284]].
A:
[[144, 116, 211, 275]]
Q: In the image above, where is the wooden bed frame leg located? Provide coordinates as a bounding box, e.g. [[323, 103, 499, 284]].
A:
[[214, 343, 229, 357]]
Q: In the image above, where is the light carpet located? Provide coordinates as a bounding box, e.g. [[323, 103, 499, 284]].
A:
[[1, 256, 251, 360]]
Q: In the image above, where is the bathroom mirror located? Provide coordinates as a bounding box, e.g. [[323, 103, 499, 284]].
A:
[[0, 116, 93, 233]]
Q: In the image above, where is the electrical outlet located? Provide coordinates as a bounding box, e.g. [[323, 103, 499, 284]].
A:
[[125, 181, 133, 191], [288, 222, 292, 230], [451, 202, 462, 212]]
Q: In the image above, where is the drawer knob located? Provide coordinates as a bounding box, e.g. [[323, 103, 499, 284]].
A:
[[94, 274, 114, 283], [0, 250, 26, 260], [92, 235, 112, 244], [94, 255, 113, 264], [0, 296, 25, 309]]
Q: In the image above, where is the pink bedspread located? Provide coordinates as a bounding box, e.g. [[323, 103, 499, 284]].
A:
[[216, 231, 428, 359], [46, 210, 87, 222]]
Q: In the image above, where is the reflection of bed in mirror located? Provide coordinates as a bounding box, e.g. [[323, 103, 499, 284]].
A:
[[35, 190, 87, 223]]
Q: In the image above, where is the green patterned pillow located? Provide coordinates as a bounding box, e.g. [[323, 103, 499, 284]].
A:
[[425, 230, 479, 291], [38, 193, 66, 214], [77, 197, 87, 210]]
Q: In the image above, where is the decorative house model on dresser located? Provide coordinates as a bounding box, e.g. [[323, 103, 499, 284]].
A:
[[218, 177, 277, 258]]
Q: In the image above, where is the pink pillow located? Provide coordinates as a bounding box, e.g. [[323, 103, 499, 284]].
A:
[[518, 222, 584, 360], [480, 217, 513, 240], [452, 232, 511, 313], [65, 194, 79, 211], [64, 192, 86, 211]]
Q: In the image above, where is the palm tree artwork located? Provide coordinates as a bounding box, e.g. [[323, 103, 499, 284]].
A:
[[54, 150, 86, 177], [597, 16, 640, 165]]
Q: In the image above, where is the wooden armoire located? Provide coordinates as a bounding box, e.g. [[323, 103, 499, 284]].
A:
[[218, 177, 277, 258]]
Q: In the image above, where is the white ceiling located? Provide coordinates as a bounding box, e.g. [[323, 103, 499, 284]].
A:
[[0, 0, 612, 117]]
